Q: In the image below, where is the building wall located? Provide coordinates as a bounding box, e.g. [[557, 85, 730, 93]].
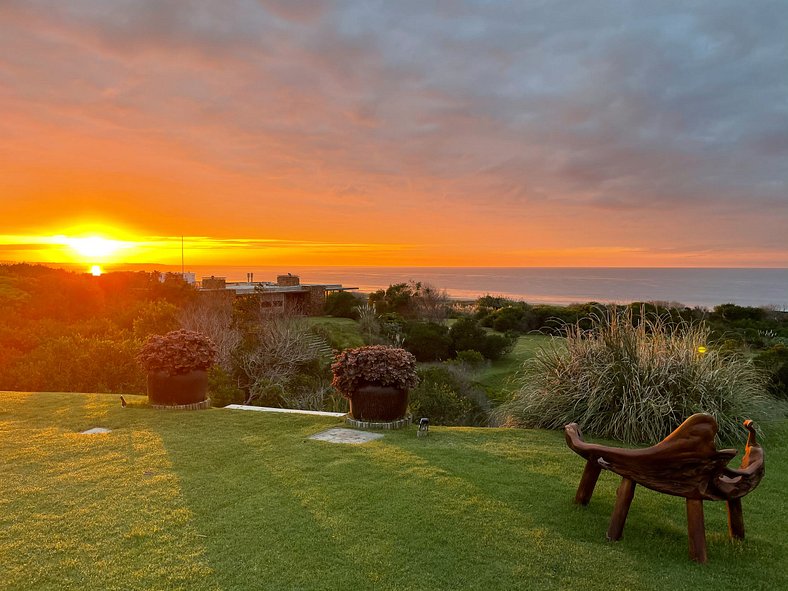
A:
[[307, 285, 326, 314], [277, 274, 300, 287], [202, 276, 227, 290]]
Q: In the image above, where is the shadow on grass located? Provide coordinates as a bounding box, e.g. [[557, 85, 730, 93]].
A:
[[156, 411, 650, 590], [5, 393, 786, 591], [390, 425, 787, 588]]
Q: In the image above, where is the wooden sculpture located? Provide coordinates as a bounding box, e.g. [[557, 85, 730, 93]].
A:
[[565, 414, 764, 563]]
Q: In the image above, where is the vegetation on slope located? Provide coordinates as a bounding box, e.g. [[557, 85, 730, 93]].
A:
[[494, 308, 773, 444]]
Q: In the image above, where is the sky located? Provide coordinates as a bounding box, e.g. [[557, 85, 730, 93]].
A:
[[1, 0, 787, 268]]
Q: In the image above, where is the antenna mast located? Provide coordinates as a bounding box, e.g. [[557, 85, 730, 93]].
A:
[[181, 235, 185, 275]]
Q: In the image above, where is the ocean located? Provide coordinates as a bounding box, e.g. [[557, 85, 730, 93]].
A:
[[103, 264, 788, 309]]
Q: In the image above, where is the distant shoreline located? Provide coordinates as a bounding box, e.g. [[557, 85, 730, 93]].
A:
[[5, 262, 788, 309], [3, 264, 788, 310]]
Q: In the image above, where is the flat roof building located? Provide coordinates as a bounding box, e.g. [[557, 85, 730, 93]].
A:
[[199, 273, 357, 315]]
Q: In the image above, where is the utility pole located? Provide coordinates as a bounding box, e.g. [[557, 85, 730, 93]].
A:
[[181, 235, 185, 276]]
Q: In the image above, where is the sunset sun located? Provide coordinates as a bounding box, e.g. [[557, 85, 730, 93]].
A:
[[57, 235, 131, 261], [66, 237, 122, 258]]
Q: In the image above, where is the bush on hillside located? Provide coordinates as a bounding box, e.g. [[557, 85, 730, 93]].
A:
[[449, 317, 515, 361], [409, 366, 487, 426], [493, 307, 771, 444], [454, 349, 486, 368], [478, 333, 514, 361], [754, 344, 788, 399], [324, 291, 362, 319], [378, 312, 407, 346], [403, 322, 451, 361], [208, 366, 244, 407], [7, 335, 145, 394], [491, 305, 529, 332]]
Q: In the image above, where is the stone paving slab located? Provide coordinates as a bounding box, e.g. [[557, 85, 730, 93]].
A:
[[80, 427, 112, 434], [225, 404, 346, 418], [309, 428, 384, 444]]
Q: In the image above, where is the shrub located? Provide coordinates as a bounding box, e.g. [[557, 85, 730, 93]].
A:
[[494, 307, 771, 444], [280, 371, 347, 413], [711, 303, 766, 322], [378, 312, 407, 346], [409, 366, 487, 426], [403, 322, 451, 361], [355, 303, 380, 341], [132, 300, 181, 340], [449, 317, 515, 360], [477, 333, 514, 361], [324, 291, 362, 319], [137, 329, 218, 376], [754, 344, 788, 399], [331, 345, 418, 398], [491, 305, 528, 332], [455, 349, 486, 368], [5, 335, 145, 394], [449, 317, 487, 353], [208, 366, 244, 407], [237, 316, 327, 405]]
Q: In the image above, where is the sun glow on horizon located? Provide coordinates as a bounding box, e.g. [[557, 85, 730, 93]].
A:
[[1, 229, 787, 268], [59, 236, 128, 259]]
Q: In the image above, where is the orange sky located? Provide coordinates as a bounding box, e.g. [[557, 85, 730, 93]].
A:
[[1, 2, 786, 268]]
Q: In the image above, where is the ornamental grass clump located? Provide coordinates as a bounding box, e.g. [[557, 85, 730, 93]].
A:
[[137, 329, 218, 376], [331, 345, 418, 399], [494, 307, 770, 444]]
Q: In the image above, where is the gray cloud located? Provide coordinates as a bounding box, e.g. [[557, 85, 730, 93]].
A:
[[0, 0, 786, 255]]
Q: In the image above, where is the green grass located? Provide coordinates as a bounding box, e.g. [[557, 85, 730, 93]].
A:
[[3, 391, 787, 590], [306, 316, 365, 350], [474, 334, 554, 403]]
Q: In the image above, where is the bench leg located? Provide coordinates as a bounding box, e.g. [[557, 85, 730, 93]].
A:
[[686, 499, 708, 563], [726, 498, 745, 540], [575, 459, 602, 505], [606, 477, 636, 541]]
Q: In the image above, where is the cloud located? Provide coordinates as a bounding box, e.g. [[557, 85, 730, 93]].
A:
[[0, 1, 786, 265]]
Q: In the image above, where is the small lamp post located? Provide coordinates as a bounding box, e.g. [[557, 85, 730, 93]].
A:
[[417, 417, 430, 437]]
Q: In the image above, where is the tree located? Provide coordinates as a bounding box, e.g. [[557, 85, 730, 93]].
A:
[[413, 283, 450, 323], [449, 317, 488, 354], [369, 281, 449, 321], [180, 294, 241, 372], [449, 317, 514, 361], [324, 291, 362, 319], [133, 300, 181, 340], [384, 283, 417, 316], [403, 322, 451, 361], [237, 315, 326, 405]]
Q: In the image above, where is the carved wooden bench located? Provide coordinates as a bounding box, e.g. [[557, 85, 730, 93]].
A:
[[564, 414, 765, 563]]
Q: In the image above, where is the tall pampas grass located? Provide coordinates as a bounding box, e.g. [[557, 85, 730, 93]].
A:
[[494, 307, 770, 444]]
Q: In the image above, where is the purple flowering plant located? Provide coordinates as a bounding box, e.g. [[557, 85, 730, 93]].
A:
[[137, 329, 218, 376], [331, 345, 418, 399]]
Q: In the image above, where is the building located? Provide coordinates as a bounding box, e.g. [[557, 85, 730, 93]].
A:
[[198, 273, 357, 315]]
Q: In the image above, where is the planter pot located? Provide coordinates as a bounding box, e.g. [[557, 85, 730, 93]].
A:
[[147, 370, 208, 406], [349, 385, 408, 421]]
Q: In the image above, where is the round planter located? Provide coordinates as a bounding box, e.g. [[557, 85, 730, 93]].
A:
[[349, 385, 408, 421], [147, 369, 209, 407]]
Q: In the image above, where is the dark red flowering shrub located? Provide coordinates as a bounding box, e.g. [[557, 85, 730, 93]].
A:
[[137, 329, 217, 376], [331, 345, 418, 399]]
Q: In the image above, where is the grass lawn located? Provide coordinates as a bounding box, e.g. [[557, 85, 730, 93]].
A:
[[474, 334, 555, 404], [305, 316, 365, 350], [2, 392, 786, 591]]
